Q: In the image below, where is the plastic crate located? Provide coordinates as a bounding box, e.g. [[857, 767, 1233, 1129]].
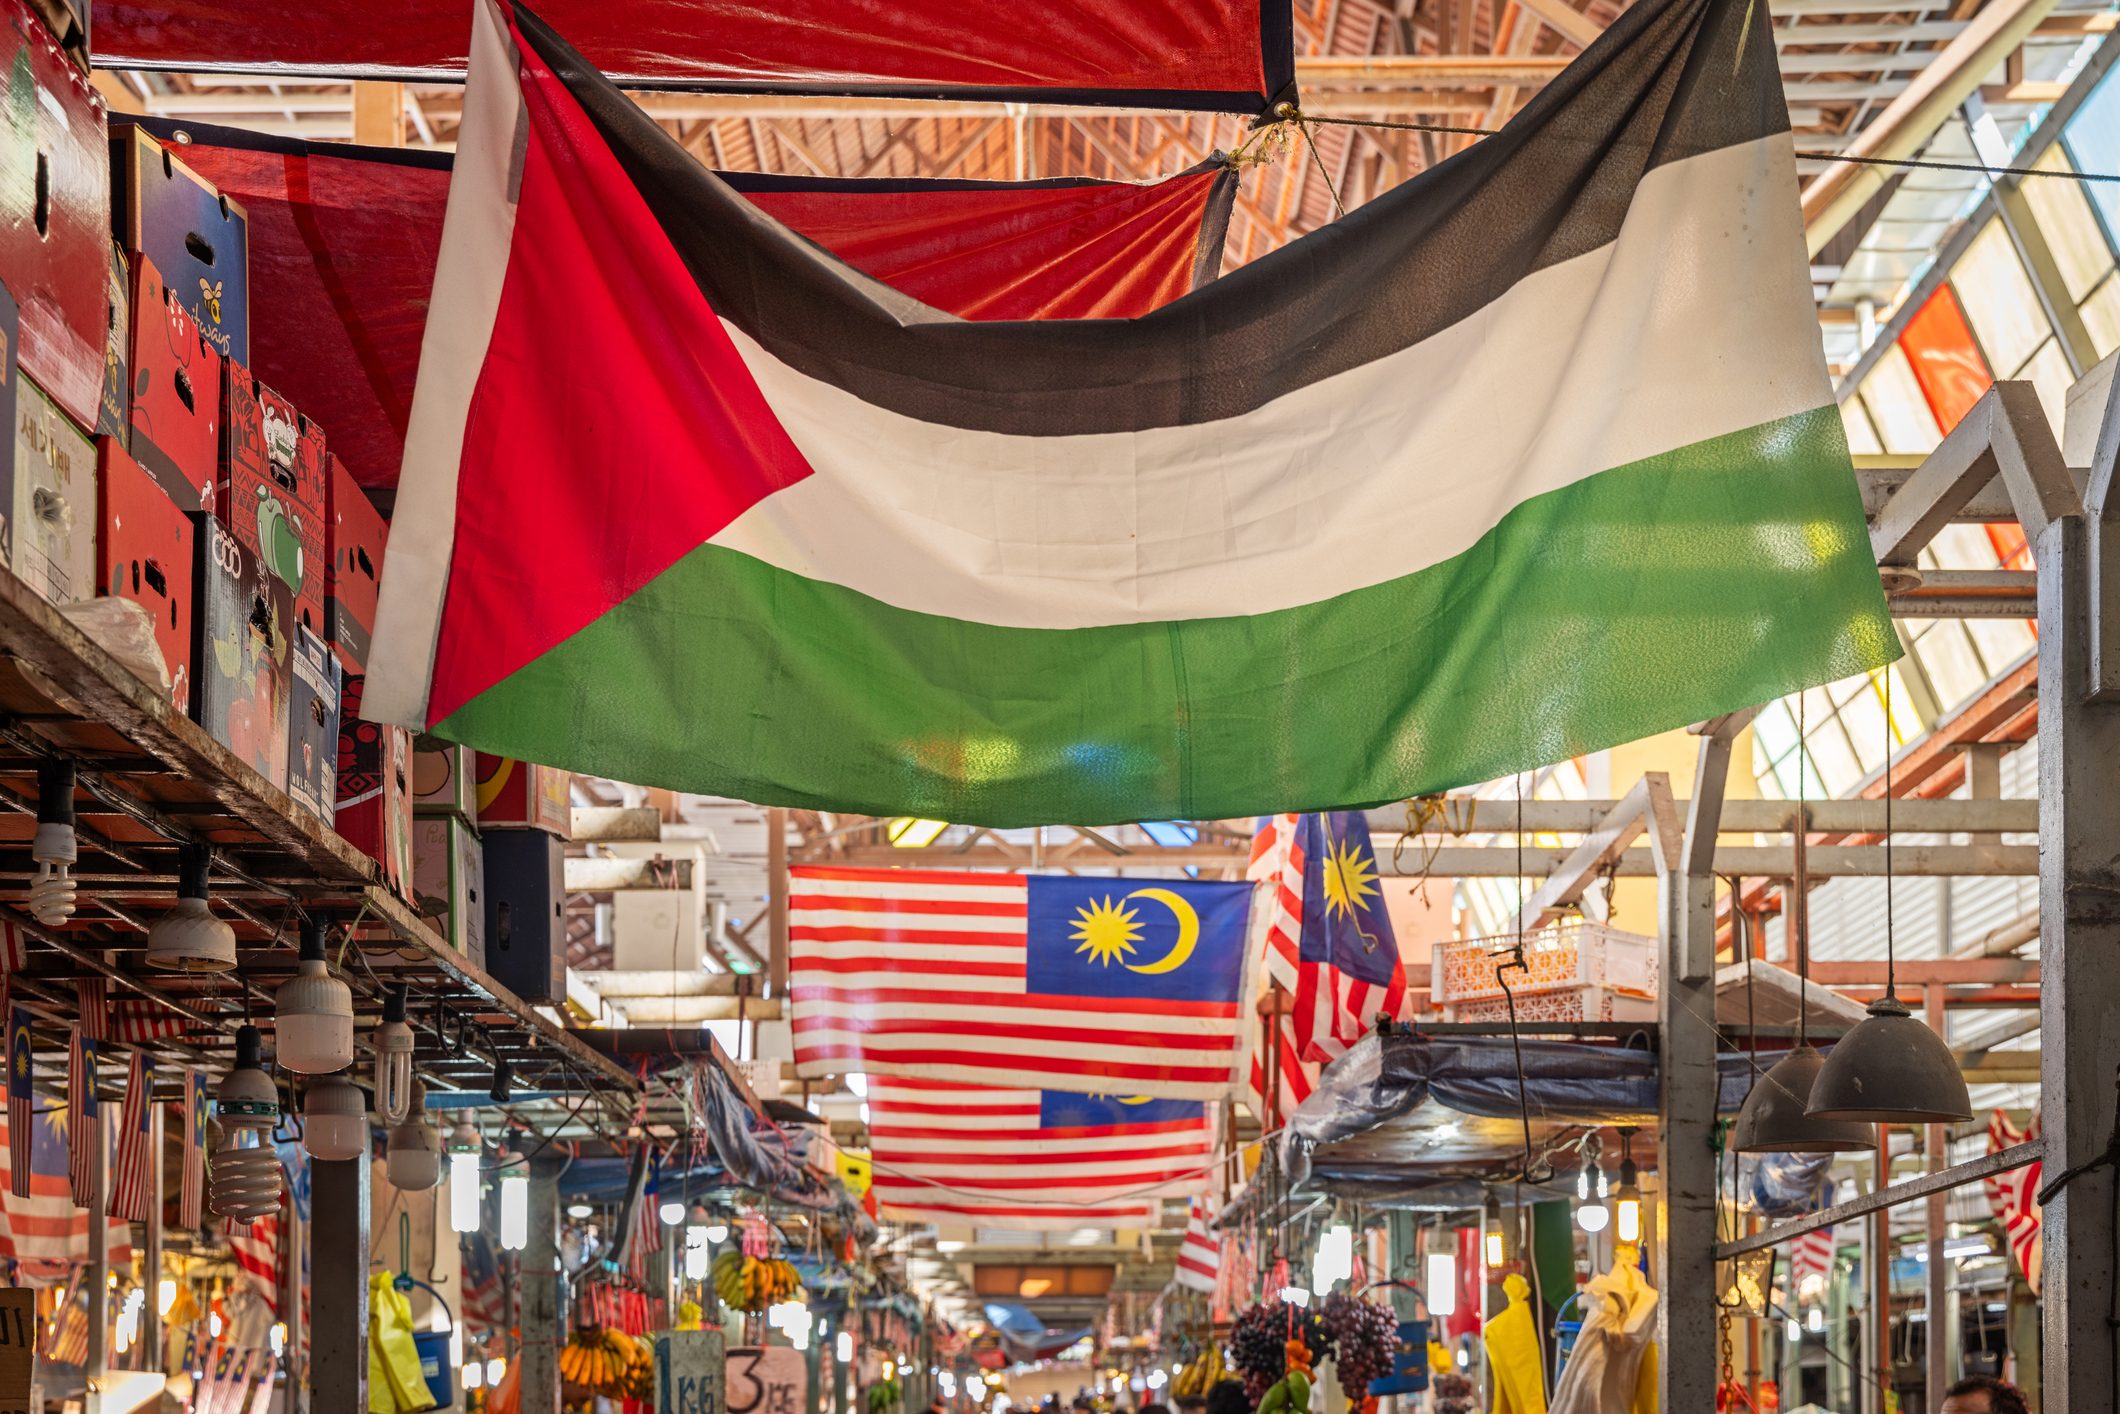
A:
[[1432, 920, 1657, 1022]]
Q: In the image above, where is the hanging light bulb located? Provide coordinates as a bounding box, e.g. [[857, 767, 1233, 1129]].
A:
[[447, 1111, 483, 1234], [28, 758, 76, 926], [1482, 1194, 1504, 1267], [660, 1198, 686, 1226], [497, 1134, 529, 1251], [387, 1081, 443, 1192], [1613, 1127, 1641, 1245], [274, 919, 354, 1073], [705, 1222, 728, 1244], [1808, 670, 1972, 1125], [300, 1074, 369, 1161], [1575, 1134, 1609, 1232], [685, 1208, 711, 1281], [145, 844, 236, 972], [374, 986, 416, 1125], [210, 1026, 283, 1220]]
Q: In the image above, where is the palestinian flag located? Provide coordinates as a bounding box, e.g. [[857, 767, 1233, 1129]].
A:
[[366, 0, 1893, 827]]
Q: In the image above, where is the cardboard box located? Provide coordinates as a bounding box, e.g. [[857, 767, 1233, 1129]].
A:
[[127, 256, 220, 513], [191, 510, 290, 789], [473, 754, 569, 838], [0, 3, 108, 434], [109, 125, 247, 366], [286, 624, 341, 824], [325, 454, 384, 674], [412, 814, 484, 967], [13, 375, 94, 606], [482, 827, 565, 1003], [411, 738, 477, 823], [221, 367, 326, 639], [96, 435, 192, 707], [336, 673, 412, 899], [96, 241, 127, 441]]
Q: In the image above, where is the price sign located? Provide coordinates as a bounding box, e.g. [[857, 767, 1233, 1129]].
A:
[[656, 1330, 725, 1414], [725, 1346, 804, 1414], [0, 1288, 35, 1414]]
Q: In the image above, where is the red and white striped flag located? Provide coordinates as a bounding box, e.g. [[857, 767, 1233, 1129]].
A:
[[1174, 1197, 1219, 1292], [229, 1214, 281, 1315], [792, 867, 1254, 1100], [112, 999, 188, 1044], [76, 978, 107, 1041], [66, 1027, 97, 1207], [1788, 1226, 1836, 1295], [182, 1066, 209, 1231], [1248, 816, 1314, 1121], [866, 1077, 1209, 1229], [110, 1050, 155, 1223], [0, 921, 26, 973], [1987, 1109, 2043, 1293], [627, 1149, 661, 1276], [44, 1266, 85, 1362]]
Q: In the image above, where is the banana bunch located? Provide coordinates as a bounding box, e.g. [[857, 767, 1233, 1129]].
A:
[[712, 1251, 803, 1312], [1171, 1346, 1226, 1398], [560, 1327, 655, 1399]]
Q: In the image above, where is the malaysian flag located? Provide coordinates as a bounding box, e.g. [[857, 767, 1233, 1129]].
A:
[[46, 1268, 87, 1365], [460, 1231, 505, 1339], [76, 978, 107, 1041], [1174, 1197, 1220, 1292], [229, 1215, 281, 1315], [110, 1050, 155, 1222], [1247, 814, 1409, 1119], [182, 1066, 209, 1231], [868, 1078, 1211, 1229], [66, 1028, 96, 1207], [1987, 1109, 2043, 1293], [0, 1098, 129, 1279], [792, 867, 1254, 1099], [8, 1005, 32, 1198], [112, 999, 188, 1044]]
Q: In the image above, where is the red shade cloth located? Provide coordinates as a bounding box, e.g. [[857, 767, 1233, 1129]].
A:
[[94, 0, 1289, 110], [140, 119, 1232, 490]]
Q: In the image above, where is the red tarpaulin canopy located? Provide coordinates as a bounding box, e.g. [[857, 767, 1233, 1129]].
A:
[[95, 0, 1292, 111], [138, 118, 1235, 491]]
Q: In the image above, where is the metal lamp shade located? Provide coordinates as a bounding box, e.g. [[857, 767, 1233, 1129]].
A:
[[1805, 994, 1972, 1124], [1730, 1044, 1876, 1152]]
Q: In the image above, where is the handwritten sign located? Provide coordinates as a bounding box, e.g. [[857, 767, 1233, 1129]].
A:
[[724, 1346, 804, 1414], [656, 1330, 725, 1414], [0, 1289, 34, 1414]]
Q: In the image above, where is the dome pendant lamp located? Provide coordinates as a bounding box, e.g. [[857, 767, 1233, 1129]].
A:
[[1733, 699, 1874, 1153], [274, 919, 354, 1073], [1807, 670, 1972, 1126], [146, 844, 238, 972]]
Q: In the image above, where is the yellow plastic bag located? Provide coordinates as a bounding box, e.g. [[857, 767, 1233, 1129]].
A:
[[1483, 1273, 1547, 1414], [369, 1273, 438, 1414]]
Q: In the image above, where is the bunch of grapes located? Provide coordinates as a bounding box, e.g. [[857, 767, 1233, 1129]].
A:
[[1230, 1302, 1336, 1404], [1317, 1294, 1398, 1402], [1432, 1374, 1475, 1414]]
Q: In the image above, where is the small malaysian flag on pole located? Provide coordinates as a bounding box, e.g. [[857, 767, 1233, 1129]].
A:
[[75, 978, 107, 1042], [182, 1066, 209, 1231], [8, 1005, 32, 1199], [1174, 1197, 1220, 1293], [66, 1028, 96, 1208], [110, 1050, 154, 1223]]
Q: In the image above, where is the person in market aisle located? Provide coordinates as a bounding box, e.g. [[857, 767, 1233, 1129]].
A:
[[1940, 1376, 2028, 1414]]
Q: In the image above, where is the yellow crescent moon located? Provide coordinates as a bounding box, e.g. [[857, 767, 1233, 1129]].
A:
[[1123, 888, 1199, 974]]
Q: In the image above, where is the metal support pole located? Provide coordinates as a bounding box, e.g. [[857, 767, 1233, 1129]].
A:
[[768, 808, 790, 997], [1874, 1127, 1892, 1414], [2038, 510, 2120, 1414], [1925, 985, 1949, 1409], [311, 1155, 373, 1414], [87, 1092, 108, 1391], [522, 1158, 563, 1414], [284, 1164, 305, 1414], [143, 1099, 161, 1369], [1657, 719, 1749, 1414]]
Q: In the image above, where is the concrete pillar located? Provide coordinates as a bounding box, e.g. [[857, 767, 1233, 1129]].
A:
[[312, 1155, 373, 1414], [521, 1158, 563, 1414], [1656, 725, 1744, 1414], [2037, 511, 2120, 1414]]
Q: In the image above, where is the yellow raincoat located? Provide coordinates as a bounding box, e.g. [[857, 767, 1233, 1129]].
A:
[[368, 1273, 438, 1414], [1483, 1273, 1547, 1414]]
